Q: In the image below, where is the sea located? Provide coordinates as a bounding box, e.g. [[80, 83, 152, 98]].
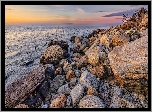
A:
[[5, 24, 109, 87]]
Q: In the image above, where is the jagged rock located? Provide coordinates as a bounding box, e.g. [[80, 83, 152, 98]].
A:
[[40, 45, 63, 65], [78, 95, 105, 108], [5, 66, 45, 108], [70, 84, 86, 106], [66, 70, 75, 81], [45, 64, 55, 79], [108, 35, 148, 95], [49, 75, 65, 93], [14, 104, 29, 108], [80, 70, 99, 89], [50, 94, 66, 108], [57, 83, 69, 94]]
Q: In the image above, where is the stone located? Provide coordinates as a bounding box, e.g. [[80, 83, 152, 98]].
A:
[[87, 86, 98, 96], [50, 94, 66, 108], [40, 45, 63, 65], [70, 78, 77, 87], [78, 95, 105, 108], [54, 67, 63, 76], [5, 66, 45, 108], [70, 84, 86, 106], [57, 83, 69, 94], [74, 70, 81, 78], [65, 88, 71, 95], [66, 95, 72, 106], [88, 65, 105, 78], [58, 59, 68, 67], [49, 75, 65, 93], [45, 64, 55, 79], [80, 70, 99, 89], [108, 35, 148, 94], [87, 52, 99, 66], [14, 104, 29, 108], [111, 31, 130, 47], [66, 70, 75, 81], [75, 55, 88, 68]]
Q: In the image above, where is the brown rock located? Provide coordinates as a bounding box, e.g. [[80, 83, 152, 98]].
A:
[[66, 70, 75, 81], [87, 86, 98, 96], [54, 67, 63, 75], [88, 65, 105, 78], [50, 94, 67, 108], [75, 55, 88, 68], [5, 66, 45, 108], [88, 52, 99, 66], [14, 104, 29, 108], [108, 35, 148, 94]]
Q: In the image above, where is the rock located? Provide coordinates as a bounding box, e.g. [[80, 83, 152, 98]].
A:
[[75, 55, 88, 68], [50, 94, 67, 108], [66, 95, 72, 106], [5, 66, 46, 108], [58, 59, 68, 67], [65, 88, 71, 95], [70, 36, 76, 42], [40, 45, 63, 65], [37, 80, 49, 98], [72, 53, 81, 59], [87, 52, 99, 66], [70, 84, 86, 106], [87, 86, 98, 96], [66, 70, 75, 81], [45, 64, 55, 79], [108, 35, 148, 94], [57, 83, 69, 94], [88, 65, 105, 78], [14, 104, 29, 108], [78, 95, 105, 108], [54, 67, 63, 76], [109, 95, 136, 108], [80, 70, 99, 89], [111, 31, 130, 47], [70, 78, 77, 87], [49, 75, 65, 93], [74, 70, 81, 78], [75, 36, 82, 43]]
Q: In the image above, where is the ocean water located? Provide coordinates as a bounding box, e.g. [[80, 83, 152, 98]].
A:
[[5, 25, 107, 87]]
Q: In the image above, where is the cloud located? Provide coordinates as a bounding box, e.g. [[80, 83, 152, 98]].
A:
[[94, 11, 103, 13], [77, 7, 85, 13]]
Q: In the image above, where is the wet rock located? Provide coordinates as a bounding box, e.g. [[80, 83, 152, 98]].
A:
[[57, 83, 69, 94], [108, 35, 148, 94], [50, 94, 67, 108], [14, 104, 29, 108], [45, 64, 55, 79], [49, 75, 65, 93], [80, 70, 99, 89], [40, 45, 63, 65], [70, 84, 86, 106], [78, 95, 105, 108]]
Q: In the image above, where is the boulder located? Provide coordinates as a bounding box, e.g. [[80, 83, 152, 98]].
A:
[[80, 70, 99, 89], [70, 84, 86, 106], [5, 66, 45, 108], [49, 75, 65, 93], [78, 95, 105, 108], [40, 45, 63, 65], [50, 94, 66, 108], [108, 35, 148, 95]]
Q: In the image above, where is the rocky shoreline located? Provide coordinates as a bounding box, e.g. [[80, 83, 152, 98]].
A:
[[5, 8, 148, 108]]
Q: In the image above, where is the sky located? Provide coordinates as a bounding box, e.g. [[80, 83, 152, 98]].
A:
[[5, 5, 148, 26]]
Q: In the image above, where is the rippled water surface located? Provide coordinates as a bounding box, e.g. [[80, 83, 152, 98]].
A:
[[5, 25, 105, 86]]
